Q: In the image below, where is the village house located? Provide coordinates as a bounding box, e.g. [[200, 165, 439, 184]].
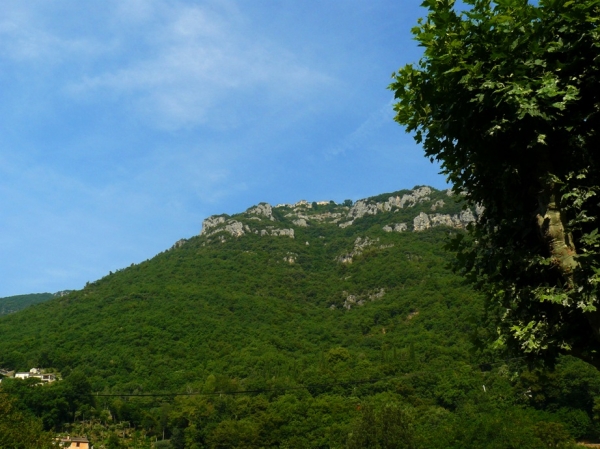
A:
[[59, 436, 91, 449], [12, 367, 56, 383]]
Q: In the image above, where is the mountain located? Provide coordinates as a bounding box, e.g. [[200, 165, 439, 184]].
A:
[[0, 186, 478, 385], [0, 186, 597, 448]]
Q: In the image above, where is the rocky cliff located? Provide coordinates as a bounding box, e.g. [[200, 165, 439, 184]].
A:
[[198, 186, 480, 242]]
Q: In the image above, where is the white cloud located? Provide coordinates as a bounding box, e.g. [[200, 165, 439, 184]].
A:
[[66, 1, 333, 129], [0, 1, 333, 130]]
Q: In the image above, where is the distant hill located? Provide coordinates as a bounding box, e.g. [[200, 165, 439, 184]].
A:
[[0, 293, 54, 316]]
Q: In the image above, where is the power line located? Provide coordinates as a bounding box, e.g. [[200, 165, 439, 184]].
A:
[[94, 378, 380, 397], [92, 357, 525, 398]]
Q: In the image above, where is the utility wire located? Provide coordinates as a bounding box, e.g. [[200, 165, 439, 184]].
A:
[[91, 356, 525, 398]]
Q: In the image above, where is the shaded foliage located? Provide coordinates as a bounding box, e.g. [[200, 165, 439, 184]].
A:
[[390, 0, 600, 367]]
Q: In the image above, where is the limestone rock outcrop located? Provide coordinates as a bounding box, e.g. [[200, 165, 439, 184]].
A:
[[198, 186, 478, 243], [247, 203, 275, 221], [293, 218, 308, 227], [413, 210, 476, 232], [342, 288, 386, 310], [257, 227, 294, 238], [200, 215, 228, 235], [431, 200, 445, 211], [223, 221, 246, 237], [171, 239, 188, 249], [398, 186, 432, 208], [383, 223, 408, 233], [340, 186, 435, 227], [336, 236, 379, 264], [347, 200, 380, 220], [413, 212, 431, 232], [269, 228, 295, 238]]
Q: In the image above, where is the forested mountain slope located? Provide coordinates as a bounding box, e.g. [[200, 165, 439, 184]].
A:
[[0, 187, 477, 389], [1, 186, 598, 448]]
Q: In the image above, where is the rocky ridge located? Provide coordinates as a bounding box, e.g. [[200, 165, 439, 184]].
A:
[[198, 186, 480, 242]]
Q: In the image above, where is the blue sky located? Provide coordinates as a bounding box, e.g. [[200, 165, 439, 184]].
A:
[[0, 0, 448, 297]]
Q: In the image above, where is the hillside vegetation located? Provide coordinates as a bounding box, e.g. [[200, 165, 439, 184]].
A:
[[0, 186, 598, 448]]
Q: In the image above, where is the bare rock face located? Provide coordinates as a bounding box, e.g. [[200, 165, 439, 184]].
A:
[[369, 288, 385, 301], [342, 288, 386, 310], [429, 214, 458, 228], [171, 239, 188, 249], [340, 186, 435, 228], [200, 215, 227, 235], [283, 252, 297, 263], [431, 200, 445, 211], [460, 209, 476, 224], [338, 254, 354, 264], [399, 186, 432, 208], [260, 227, 295, 238], [201, 219, 248, 238], [347, 200, 379, 220], [247, 203, 275, 221], [293, 218, 308, 227], [354, 236, 377, 252], [413, 210, 476, 232], [271, 228, 295, 238], [380, 187, 431, 211], [380, 196, 401, 211], [343, 294, 363, 309], [383, 223, 408, 233], [396, 223, 408, 232], [198, 186, 477, 244], [336, 236, 379, 264], [311, 212, 344, 222], [224, 221, 245, 237], [413, 212, 431, 231]]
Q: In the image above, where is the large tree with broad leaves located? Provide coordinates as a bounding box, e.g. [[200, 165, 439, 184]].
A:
[[390, 0, 600, 367]]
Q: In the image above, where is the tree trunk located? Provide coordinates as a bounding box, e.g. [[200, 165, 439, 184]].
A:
[[537, 184, 600, 351], [536, 184, 578, 285]]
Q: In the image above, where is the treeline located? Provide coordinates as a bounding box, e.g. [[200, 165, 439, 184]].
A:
[[2, 355, 597, 448]]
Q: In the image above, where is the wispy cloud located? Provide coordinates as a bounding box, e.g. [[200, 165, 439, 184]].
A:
[[327, 102, 396, 158], [0, 1, 333, 130], [65, 1, 333, 129], [0, 3, 111, 64]]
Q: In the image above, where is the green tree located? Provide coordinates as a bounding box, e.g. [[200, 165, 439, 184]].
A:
[[533, 422, 573, 449], [390, 0, 600, 367], [0, 392, 53, 449], [347, 403, 415, 449], [106, 433, 123, 449]]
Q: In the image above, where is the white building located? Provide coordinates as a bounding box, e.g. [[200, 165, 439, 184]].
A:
[[14, 368, 56, 383]]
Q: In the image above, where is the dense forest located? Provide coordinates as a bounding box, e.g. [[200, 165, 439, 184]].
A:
[[0, 187, 598, 448]]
